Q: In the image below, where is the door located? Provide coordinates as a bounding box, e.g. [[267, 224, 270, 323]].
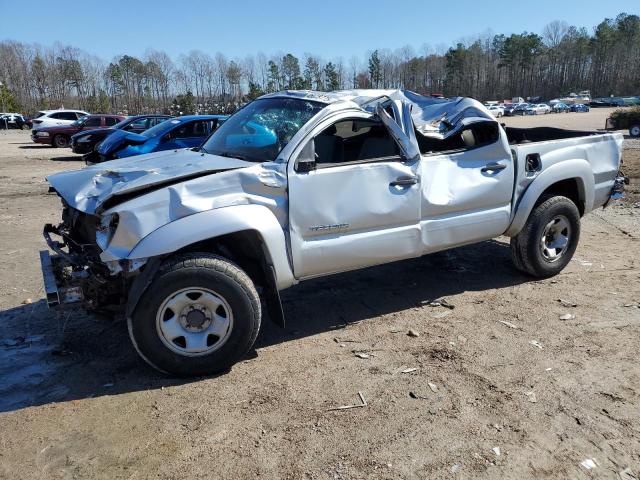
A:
[[418, 120, 514, 253], [288, 111, 421, 279], [161, 120, 216, 150]]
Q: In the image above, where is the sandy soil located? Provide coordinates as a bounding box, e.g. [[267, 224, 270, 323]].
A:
[[0, 110, 639, 479]]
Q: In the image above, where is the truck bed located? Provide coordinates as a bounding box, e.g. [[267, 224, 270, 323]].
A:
[[508, 127, 623, 215]]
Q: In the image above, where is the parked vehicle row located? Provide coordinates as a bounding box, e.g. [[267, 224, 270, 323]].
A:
[[32, 114, 125, 147], [487, 102, 589, 117], [28, 109, 228, 163]]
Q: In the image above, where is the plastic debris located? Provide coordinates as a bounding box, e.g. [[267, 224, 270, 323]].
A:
[[580, 458, 599, 470], [409, 391, 428, 400], [428, 382, 438, 393], [354, 353, 370, 359], [530, 340, 543, 349], [559, 313, 575, 320], [401, 368, 418, 374], [328, 391, 368, 411], [499, 320, 519, 329], [407, 329, 420, 337], [622, 303, 640, 309], [525, 391, 537, 403], [557, 299, 577, 308], [423, 298, 455, 309], [492, 447, 501, 456]]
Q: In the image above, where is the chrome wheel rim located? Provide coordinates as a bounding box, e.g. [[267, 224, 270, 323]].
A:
[[540, 215, 571, 262], [156, 287, 233, 357]]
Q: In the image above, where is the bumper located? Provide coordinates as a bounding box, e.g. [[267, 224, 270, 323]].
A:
[[39, 250, 83, 308], [32, 134, 52, 145], [71, 142, 93, 154]]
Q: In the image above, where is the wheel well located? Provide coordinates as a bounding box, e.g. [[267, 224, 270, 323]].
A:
[[539, 178, 585, 216], [176, 230, 271, 289]]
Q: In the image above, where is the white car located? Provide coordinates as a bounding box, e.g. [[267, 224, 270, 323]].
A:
[[32, 109, 89, 130], [487, 105, 505, 118], [526, 104, 551, 115]]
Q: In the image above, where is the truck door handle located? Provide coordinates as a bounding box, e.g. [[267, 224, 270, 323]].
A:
[[481, 162, 507, 173], [390, 176, 419, 187]]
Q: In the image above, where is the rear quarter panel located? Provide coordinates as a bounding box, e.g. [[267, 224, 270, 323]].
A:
[[506, 132, 623, 236]]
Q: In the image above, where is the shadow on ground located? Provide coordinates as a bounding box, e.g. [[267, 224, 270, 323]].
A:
[[50, 156, 83, 162], [0, 239, 530, 414]]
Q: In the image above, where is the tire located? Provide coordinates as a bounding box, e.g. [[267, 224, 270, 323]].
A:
[[629, 124, 640, 138], [21, 124, 30, 130], [128, 253, 261, 377], [510, 195, 580, 278], [52, 134, 70, 148]]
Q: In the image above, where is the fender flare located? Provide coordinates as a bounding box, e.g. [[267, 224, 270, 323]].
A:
[[505, 159, 594, 237], [127, 204, 295, 291]]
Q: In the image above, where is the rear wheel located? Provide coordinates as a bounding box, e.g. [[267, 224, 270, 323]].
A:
[[52, 134, 70, 148], [510, 195, 580, 278], [128, 253, 261, 377], [629, 124, 640, 138]]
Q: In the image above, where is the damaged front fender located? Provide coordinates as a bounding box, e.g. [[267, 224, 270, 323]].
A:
[[126, 204, 295, 290]]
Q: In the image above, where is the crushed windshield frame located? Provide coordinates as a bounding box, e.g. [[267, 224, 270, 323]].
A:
[[201, 97, 325, 163]]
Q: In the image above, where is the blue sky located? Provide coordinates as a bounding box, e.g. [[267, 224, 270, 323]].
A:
[[1, 0, 637, 60]]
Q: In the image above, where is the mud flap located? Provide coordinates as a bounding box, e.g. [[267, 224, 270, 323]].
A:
[[264, 265, 285, 327]]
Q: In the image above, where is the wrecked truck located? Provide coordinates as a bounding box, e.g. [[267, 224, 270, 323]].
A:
[[40, 89, 626, 376]]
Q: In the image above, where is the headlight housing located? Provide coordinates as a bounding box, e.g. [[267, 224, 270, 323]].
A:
[[37, 131, 50, 137], [95, 213, 119, 251]]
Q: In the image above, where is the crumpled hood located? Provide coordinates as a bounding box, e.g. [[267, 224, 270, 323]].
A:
[[96, 129, 146, 155], [46, 148, 253, 214]]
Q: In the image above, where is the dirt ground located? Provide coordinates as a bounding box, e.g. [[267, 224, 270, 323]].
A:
[[0, 109, 638, 479]]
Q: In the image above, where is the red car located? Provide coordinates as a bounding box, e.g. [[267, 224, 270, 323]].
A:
[[32, 114, 125, 147]]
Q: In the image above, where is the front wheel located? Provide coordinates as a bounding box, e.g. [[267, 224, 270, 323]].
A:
[[52, 134, 69, 148], [510, 195, 580, 278], [128, 253, 261, 376], [629, 124, 640, 138]]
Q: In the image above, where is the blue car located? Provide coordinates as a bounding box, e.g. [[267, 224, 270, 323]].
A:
[[95, 115, 227, 163], [570, 103, 590, 113]]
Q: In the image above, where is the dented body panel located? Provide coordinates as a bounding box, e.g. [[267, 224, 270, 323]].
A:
[[41, 89, 623, 316]]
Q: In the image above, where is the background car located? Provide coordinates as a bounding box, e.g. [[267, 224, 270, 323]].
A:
[[71, 114, 171, 160], [526, 103, 551, 115], [553, 103, 571, 113], [31, 109, 89, 130], [32, 114, 125, 147], [507, 103, 530, 116], [0, 113, 30, 129], [487, 105, 504, 118], [571, 103, 590, 112], [95, 115, 227, 162]]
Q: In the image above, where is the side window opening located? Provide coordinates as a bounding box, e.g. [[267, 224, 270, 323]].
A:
[[314, 118, 400, 166], [415, 121, 499, 154]]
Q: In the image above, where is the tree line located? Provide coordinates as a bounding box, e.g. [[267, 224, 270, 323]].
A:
[[0, 12, 638, 115]]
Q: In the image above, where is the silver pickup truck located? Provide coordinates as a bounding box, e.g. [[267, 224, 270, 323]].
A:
[[40, 90, 625, 376]]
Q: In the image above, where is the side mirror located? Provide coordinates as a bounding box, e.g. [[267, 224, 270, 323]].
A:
[[295, 139, 316, 173]]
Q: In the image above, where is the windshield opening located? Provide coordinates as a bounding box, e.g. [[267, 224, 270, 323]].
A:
[[201, 97, 324, 162]]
